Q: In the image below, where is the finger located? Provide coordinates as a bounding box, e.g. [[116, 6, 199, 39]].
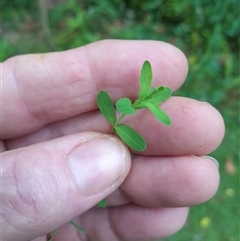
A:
[[7, 97, 225, 156], [2, 40, 188, 139], [1, 133, 131, 241], [106, 155, 220, 207], [54, 205, 188, 241]]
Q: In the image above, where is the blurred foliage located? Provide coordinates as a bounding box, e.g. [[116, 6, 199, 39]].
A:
[[2, 0, 239, 240]]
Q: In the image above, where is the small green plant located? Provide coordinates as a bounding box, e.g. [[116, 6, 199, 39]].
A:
[[49, 60, 172, 239], [96, 60, 172, 209], [97, 60, 172, 151]]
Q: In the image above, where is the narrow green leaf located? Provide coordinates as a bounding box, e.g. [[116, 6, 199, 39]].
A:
[[97, 199, 107, 208], [69, 220, 86, 233], [97, 90, 116, 125], [142, 101, 171, 125], [116, 98, 136, 114], [139, 60, 152, 98], [144, 87, 159, 99], [152, 87, 172, 104], [115, 124, 146, 151]]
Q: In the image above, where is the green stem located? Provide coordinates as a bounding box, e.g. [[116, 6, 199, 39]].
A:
[[69, 220, 86, 233], [47, 220, 85, 241], [111, 114, 126, 133], [132, 99, 144, 109], [48, 229, 58, 241], [115, 114, 126, 126]]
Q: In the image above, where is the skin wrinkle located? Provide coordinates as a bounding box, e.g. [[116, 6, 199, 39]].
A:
[[81, 208, 121, 241], [11, 160, 26, 213], [47, 119, 69, 141], [47, 152, 78, 216], [15, 52, 92, 132], [10, 146, 77, 236], [2, 164, 21, 229], [37, 161, 57, 218], [42, 117, 76, 143], [11, 59, 44, 134], [58, 51, 97, 115], [52, 50, 96, 112], [2, 199, 21, 234], [106, 188, 130, 207], [84, 44, 100, 98], [12, 160, 41, 225], [7, 192, 35, 231], [8, 151, 55, 229], [1, 61, 26, 137], [2, 219, 15, 239], [111, 205, 152, 241], [27, 168, 44, 219], [107, 208, 121, 241]]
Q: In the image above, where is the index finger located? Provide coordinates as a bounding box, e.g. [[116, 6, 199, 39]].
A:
[[2, 40, 188, 139]]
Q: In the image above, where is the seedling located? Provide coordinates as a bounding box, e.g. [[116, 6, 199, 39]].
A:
[[49, 60, 172, 239], [97, 60, 172, 152], [96, 60, 172, 209]]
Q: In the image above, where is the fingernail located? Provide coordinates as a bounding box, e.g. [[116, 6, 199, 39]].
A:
[[204, 156, 219, 169], [68, 137, 126, 196]]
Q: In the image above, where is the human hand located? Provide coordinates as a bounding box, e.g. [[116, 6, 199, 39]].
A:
[[1, 40, 224, 241]]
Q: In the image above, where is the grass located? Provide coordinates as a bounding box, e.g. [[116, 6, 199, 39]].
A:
[[2, 0, 239, 240]]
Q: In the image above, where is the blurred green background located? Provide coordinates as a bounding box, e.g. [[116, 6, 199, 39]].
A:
[[2, 0, 239, 240]]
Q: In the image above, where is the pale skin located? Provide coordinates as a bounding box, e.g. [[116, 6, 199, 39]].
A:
[[1, 40, 225, 241]]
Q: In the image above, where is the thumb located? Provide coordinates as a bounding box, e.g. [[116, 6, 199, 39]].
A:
[[2, 132, 131, 241]]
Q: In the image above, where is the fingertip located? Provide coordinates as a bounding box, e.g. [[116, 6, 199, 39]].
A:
[[159, 97, 225, 155], [185, 155, 220, 204], [160, 41, 189, 89], [190, 100, 225, 153], [110, 205, 189, 240]]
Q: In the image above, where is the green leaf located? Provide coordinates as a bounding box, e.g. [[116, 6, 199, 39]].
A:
[[152, 87, 172, 104], [97, 90, 116, 125], [144, 87, 159, 99], [69, 220, 86, 233], [115, 124, 146, 151], [116, 98, 136, 114], [97, 199, 107, 208], [139, 60, 152, 98], [141, 101, 171, 125]]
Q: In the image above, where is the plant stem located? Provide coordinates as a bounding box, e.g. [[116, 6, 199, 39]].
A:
[[111, 114, 126, 133], [69, 220, 86, 233], [48, 229, 58, 241]]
